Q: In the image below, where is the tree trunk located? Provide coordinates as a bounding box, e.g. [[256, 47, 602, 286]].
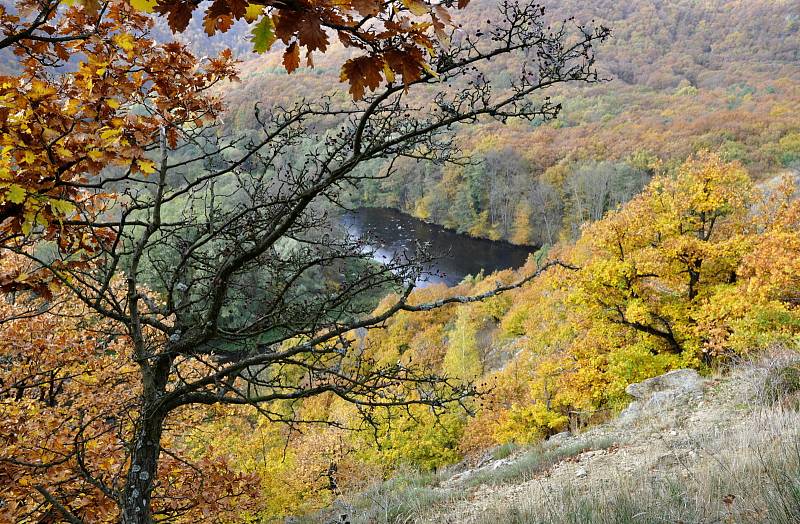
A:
[[120, 405, 165, 524], [687, 258, 702, 301], [121, 356, 171, 524]]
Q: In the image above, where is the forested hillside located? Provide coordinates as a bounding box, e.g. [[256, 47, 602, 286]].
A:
[[222, 0, 800, 244], [165, 2, 800, 518], [187, 153, 800, 520]]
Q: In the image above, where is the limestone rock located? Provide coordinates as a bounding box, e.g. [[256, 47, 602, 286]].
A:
[[618, 369, 707, 424]]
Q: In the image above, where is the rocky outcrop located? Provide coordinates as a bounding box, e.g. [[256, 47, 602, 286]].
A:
[[324, 360, 800, 524], [617, 369, 707, 425]]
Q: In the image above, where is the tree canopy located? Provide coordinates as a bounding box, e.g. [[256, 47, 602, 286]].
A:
[[0, 1, 609, 521]]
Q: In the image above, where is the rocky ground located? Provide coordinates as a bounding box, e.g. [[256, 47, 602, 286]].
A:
[[413, 357, 800, 523], [320, 351, 800, 524], [423, 368, 721, 521]]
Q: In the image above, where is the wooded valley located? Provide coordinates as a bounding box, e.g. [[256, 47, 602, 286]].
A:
[[1, 0, 799, 523]]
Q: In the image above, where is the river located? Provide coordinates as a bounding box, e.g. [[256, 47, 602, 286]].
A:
[[341, 208, 537, 287]]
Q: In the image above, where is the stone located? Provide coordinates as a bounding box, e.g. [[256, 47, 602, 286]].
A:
[[490, 458, 514, 471], [625, 369, 705, 399], [575, 467, 587, 478], [543, 430, 572, 448], [618, 369, 707, 425]]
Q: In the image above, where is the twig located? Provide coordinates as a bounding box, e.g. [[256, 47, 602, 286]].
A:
[[34, 485, 85, 524]]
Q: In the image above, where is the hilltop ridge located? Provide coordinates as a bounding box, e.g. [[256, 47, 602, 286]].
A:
[[213, 0, 800, 245]]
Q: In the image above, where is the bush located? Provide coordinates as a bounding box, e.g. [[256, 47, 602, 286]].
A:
[[763, 362, 800, 406]]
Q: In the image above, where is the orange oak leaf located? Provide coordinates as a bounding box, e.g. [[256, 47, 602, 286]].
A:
[[340, 55, 384, 100], [351, 0, 381, 16], [154, 0, 194, 32], [283, 41, 301, 73]]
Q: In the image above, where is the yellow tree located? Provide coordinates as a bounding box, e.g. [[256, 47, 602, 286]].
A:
[[697, 175, 800, 354], [443, 308, 483, 381], [572, 152, 754, 357]]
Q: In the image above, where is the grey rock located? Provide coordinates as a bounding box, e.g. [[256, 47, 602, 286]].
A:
[[474, 448, 499, 469], [490, 458, 513, 470], [625, 369, 705, 399], [549, 430, 572, 443], [618, 369, 707, 425]]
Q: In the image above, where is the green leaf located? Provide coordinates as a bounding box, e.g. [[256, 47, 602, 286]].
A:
[[250, 15, 276, 54], [50, 199, 76, 216], [5, 184, 26, 204], [21, 210, 35, 235]]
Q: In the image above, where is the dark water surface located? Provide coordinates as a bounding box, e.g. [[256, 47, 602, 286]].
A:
[[341, 208, 537, 287]]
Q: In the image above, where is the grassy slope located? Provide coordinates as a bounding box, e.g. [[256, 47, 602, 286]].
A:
[[319, 350, 800, 524]]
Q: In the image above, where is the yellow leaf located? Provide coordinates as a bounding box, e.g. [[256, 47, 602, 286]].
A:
[[138, 159, 157, 174], [422, 61, 439, 78], [114, 33, 135, 52], [4, 184, 26, 204], [244, 3, 264, 22], [56, 146, 74, 160], [21, 210, 35, 235], [402, 0, 429, 16], [130, 0, 157, 12], [100, 128, 121, 142], [383, 63, 395, 83]]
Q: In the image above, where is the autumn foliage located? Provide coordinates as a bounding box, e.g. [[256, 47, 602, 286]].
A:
[[142, 0, 465, 99], [194, 154, 800, 520], [0, 0, 238, 296], [0, 269, 257, 521], [1, 0, 799, 522]]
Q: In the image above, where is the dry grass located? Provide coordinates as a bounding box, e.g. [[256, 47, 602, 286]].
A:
[[304, 467, 457, 524], [461, 436, 620, 489], [310, 350, 800, 524], [468, 352, 800, 524], [472, 409, 800, 523]]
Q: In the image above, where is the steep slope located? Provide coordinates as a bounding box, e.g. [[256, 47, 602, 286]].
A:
[[330, 352, 800, 523]]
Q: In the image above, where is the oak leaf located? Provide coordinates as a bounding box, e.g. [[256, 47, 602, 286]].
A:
[[351, 0, 381, 16], [402, 0, 429, 16], [251, 15, 277, 54], [297, 18, 329, 52], [154, 0, 195, 32], [340, 55, 384, 100], [283, 42, 301, 73]]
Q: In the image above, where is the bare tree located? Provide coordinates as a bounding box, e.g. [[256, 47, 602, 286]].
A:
[[10, 2, 607, 522], [530, 177, 564, 245], [484, 147, 529, 236]]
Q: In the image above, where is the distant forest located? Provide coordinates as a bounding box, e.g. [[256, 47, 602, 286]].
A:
[[4, 1, 792, 244], [202, 0, 800, 244]]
